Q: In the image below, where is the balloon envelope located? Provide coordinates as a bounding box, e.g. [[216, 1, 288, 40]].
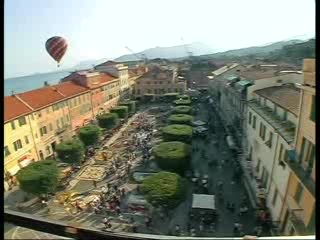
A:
[[45, 36, 68, 63]]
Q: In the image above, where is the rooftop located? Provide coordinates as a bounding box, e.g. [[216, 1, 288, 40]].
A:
[[4, 96, 32, 122], [53, 81, 90, 97], [255, 85, 301, 116], [16, 87, 66, 111], [212, 63, 239, 76], [95, 60, 118, 68]]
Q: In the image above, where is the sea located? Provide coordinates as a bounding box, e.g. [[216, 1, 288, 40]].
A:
[[4, 71, 71, 96]]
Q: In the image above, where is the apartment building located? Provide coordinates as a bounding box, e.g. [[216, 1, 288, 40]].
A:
[[4, 96, 38, 189], [95, 61, 130, 100], [16, 87, 73, 160], [209, 64, 302, 153], [279, 59, 315, 235], [53, 81, 92, 132], [132, 65, 186, 98], [62, 71, 121, 116], [246, 85, 300, 225]]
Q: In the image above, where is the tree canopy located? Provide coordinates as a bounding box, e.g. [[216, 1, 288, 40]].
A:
[[17, 160, 59, 196], [142, 171, 188, 208], [97, 113, 119, 129], [79, 125, 101, 146], [110, 106, 129, 119], [55, 139, 85, 165]]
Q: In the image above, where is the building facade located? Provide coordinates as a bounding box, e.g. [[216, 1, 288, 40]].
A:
[[279, 59, 315, 235], [246, 85, 300, 225], [132, 65, 186, 98]]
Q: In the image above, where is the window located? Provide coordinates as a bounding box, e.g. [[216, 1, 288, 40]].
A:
[[294, 183, 304, 205], [40, 126, 47, 136], [259, 122, 266, 140], [46, 108, 50, 114], [300, 137, 315, 168], [11, 121, 16, 130], [52, 105, 57, 111], [256, 158, 261, 173], [38, 111, 42, 117], [56, 119, 60, 129], [24, 136, 29, 144], [263, 98, 267, 106], [31, 114, 34, 120], [310, 95, 315, 122], [18, 116, 27, 126], [79, 96, 82, 104], [61, 117, 65, 126], [272, 188, 278, 206], [66, 115, 70, 121], [283, 111, 288, 121], [13, 140, 23, 151], [168, 88, 172, 92], [248, 112, 252, 125], [46, 146, 51, 155], [252, 116, 256, 129], [49, 123, 53, 131], [267, 132, 273, 148], [4, 146, 10, 157], [137, 89, 140, 95]]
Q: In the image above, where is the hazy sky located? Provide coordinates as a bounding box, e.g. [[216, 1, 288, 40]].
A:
[[5, 0, 315, 78]]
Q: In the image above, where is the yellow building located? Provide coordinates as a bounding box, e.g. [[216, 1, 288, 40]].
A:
[[280, 59, 315, 235], [16, 86, 73, 160], [4, 96, 39, 190]]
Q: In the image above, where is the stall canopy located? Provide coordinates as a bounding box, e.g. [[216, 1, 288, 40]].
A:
[[226, 135, 236, 150], [194, 126, 208, 133], [126, 194, 149, 206], [192, 120, 206, 126], [192, 194, 216, 210]]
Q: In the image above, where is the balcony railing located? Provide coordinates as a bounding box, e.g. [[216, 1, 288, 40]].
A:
[[248, 100, 296, 144], [4, 210, 316, 240], [285, 151, 315, 197]]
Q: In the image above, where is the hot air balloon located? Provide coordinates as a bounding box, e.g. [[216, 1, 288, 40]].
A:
[[45, 36, 68, 67]]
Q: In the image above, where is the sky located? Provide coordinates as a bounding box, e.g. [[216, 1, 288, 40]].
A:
[[5, 0, 315, 78]]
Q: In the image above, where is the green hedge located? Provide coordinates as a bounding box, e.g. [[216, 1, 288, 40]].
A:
[[173, 99, 191, 106], [168, 114, 193, 125], [177, 95, 190, 101], [142, 171, 188, 208], [55, 139, 85, 165], [173, 106, 193, 114], [79, 125, 101, 146], [110, 106, 129, 119], [97, 113, 119, 129], [153, 141, 191, 173], [120, 101, 136, 115], [162, 124, 193, 143], [17, 160, 59, 196]]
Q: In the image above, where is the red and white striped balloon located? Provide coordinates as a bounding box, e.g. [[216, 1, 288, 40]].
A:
[[45, 36, 68, 67]]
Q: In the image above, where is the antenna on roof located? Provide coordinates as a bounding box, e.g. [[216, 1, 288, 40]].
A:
[[11, 90, 15, 96]]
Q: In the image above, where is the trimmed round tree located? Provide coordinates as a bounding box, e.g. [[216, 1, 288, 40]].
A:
[[97, 113, 119, 129], [120, 101, 136, 115], [17, 160, 59, 196], [173, 99, 191, 106], [79, 125, 101, 146], [163, 93, 179, 102], [55, 139, 85, 166], [177, 95, 190, 101], [142, 171, 188, 208], [110, 106, 129, 119], [173, 105, 193, 115], [168, 114, 193, 125], [162, 124, 193, 143], [153, 141, 191, 173]]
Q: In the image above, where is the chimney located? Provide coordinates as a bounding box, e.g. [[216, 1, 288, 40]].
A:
[[11, 90, 15, 96], [44, 81, 49, 86]]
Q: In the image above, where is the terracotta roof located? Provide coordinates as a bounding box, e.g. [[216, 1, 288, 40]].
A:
[[95, 60, 118, 68], [53, 81, 89, 97], [255, 85, 301, 116], [240, 69, 278, 80], [4, 96, 33, 122], [88, 73, 117, 89], [16, 87, 66, 110]]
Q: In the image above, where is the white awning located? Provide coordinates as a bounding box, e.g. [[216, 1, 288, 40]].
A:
[[226, 135, 236, 149], [192, 194, 216, 210], [20, 159, 33, 168], [7, 165, 21, 176]]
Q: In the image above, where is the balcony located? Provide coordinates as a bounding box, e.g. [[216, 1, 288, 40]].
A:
[[248, 100, 296, 144], [285, 151, 315, 197], [290, 210, 308, 235]]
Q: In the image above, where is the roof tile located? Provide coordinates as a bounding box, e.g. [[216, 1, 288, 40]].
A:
[[4, 96, 32, 122]]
